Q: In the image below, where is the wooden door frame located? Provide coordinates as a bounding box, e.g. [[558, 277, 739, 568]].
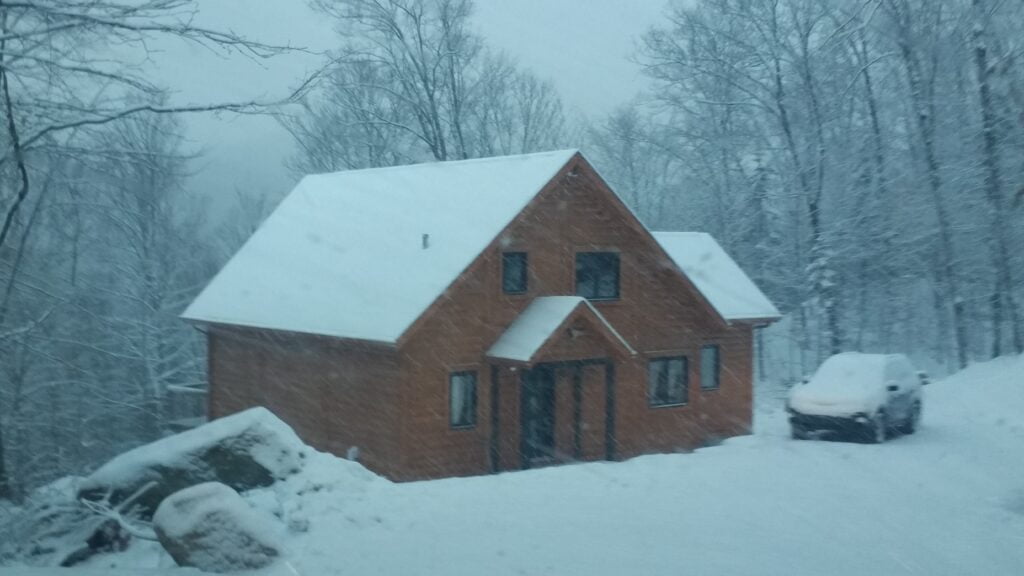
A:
[[489, 364, 501, 473], [492, 358, 615, 473]]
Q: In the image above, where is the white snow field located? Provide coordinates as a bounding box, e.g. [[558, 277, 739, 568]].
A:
[[74, 354, 1024, 575]]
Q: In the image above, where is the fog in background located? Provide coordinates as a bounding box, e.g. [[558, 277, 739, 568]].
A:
[[168, 0, 667, 209]]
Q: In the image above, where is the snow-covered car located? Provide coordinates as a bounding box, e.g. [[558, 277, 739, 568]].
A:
[[787, 352, 926, 443]]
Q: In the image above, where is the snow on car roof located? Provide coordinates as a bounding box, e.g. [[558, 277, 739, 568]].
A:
[[808, 352, 915, 392], [788, 353, 904, 414], [183, 150, 578, 343], [813, 352, 888, 382], [651, 231, 781, 322]]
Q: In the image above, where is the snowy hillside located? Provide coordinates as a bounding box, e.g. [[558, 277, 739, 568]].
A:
[[38, 355, 1024, 575]]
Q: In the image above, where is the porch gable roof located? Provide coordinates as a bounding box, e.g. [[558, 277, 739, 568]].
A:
[[486, 296, 635, 365]]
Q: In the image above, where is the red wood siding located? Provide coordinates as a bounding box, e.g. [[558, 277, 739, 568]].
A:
[[393, 155, 754, 478], [206, 153, 756, 481], [208, 326, 404, 478]]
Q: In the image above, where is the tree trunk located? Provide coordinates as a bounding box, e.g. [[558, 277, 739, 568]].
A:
[[891, 4, 970, 368], [972, 0, 1023, 357], [0, 4, 31, 253], [768, 7, 841, 357], [990, 283, 1003, 357], [0, 421, 9, 500]]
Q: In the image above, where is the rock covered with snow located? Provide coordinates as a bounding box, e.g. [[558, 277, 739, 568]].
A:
[[153, 482, 282, 573], [78, 407, 307, 517], [2, 408, 380, 569]]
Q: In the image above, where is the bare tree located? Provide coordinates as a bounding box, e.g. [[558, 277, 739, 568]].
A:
[[588, 105, 678, 228], [288, 0, 571, 172], [0, 0, 317, 253], [641, 0, 852, 358], [621, 0, 1024, 377], [282, 60, 417, 173], [0, 0, 312, 497], [0, 110, 215, 498], [468, 57, 568, 157], [882, 0, 970, 368], [310, 0, 482, 161], [969, 0, 1022, 357]]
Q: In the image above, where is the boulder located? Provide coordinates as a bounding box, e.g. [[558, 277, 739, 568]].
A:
[[78, 407, 306, 518], [153, 482, 282, 573]]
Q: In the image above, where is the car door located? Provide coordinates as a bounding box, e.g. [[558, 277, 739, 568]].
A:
[[884, 356, 909, 414], [883, 358, 911, 419]]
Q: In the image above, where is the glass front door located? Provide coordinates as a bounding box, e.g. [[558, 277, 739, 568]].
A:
[[521, 364, 556, 468]]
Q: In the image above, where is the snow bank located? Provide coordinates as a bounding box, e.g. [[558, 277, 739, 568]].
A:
[[275, 354, 1024, 576], [25, 355, 1023, 576], [78, 407, 307, 516], [241, 448, 381, 537], [926, 353, 1024, 432], [3, 408, 380, 570]]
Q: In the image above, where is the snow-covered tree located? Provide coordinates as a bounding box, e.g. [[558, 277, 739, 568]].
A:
[[284, 0, 573, 172]]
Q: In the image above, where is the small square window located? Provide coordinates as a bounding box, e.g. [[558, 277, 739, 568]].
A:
[[575, 252, 620, 300], [648, 357, 688, 407], [502, 252, 528, 294], [701, 345, 720, 390], [449, 371, 477, 428]]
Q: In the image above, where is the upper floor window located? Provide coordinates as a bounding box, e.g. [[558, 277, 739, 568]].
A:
[[648, 356, 688, 407], [575, 252, 620, 300], [502, 252, 528, 294], [449, 371, 477, 428], [701, 345, 720, 390]]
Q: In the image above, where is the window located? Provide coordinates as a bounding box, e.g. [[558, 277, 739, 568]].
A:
[[449, 371, 477, 428], [648, 357, 688, 407], [575, 252, 620, 300], [502, 252, 528, 294], [701, 345, 720, 390]]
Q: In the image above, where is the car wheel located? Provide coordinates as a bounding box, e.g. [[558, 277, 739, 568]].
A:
[[900, 402, 921, 435], [866, 411, 887, 444]]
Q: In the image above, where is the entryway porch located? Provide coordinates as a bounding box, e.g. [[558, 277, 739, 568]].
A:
[[484, 296, 634, 472]]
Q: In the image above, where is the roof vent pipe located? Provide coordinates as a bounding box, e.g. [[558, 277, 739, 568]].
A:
[[422, 233, 430, 249]]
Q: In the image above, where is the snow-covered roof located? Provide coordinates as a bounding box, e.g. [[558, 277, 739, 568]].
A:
[[183, 150, 579, 343], [487, 296, 634, 363], [652, 231, 781, 322]]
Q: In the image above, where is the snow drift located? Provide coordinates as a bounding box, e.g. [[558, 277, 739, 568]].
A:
[[2, 407, 375, 570], [4, 355, 1023, 575]]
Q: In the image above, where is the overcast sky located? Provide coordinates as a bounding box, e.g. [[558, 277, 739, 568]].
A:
[[159, 1, 669, 207]]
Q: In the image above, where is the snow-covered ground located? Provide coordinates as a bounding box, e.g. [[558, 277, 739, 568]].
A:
[[75, 355, 1024, 575]]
